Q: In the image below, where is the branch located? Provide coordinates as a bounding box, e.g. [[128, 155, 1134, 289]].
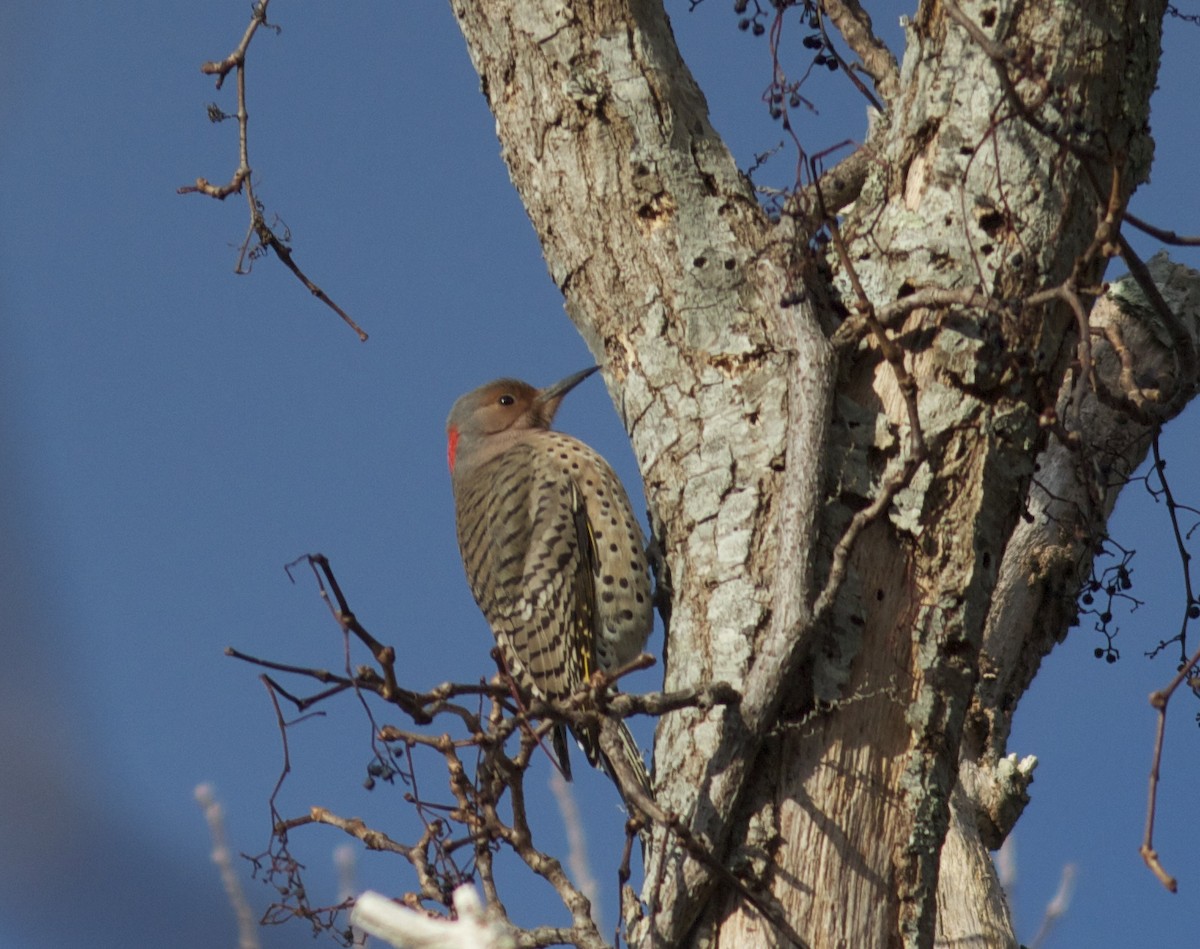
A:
[[241, 552, 755, 945], [179, 0, 367, 340], [1117, 236, 1198, 412], [1139, 438, 1200, 892], [597, 725, 812, 949], [820, 0, 900, 104], [1125, 211, 1200, 247], [966, 260, 1200, 897], [942, 0, 1107, 164], [350, 887, 513, 949], [195, 784, 262, 949]]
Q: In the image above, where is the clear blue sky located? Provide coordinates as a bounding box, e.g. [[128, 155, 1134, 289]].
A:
[[2, 3, 1199, 947]]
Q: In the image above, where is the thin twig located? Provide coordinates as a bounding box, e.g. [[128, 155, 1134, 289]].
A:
[[1140, 694, 1177, 892], [1124, 212, 1200, 247], [818, 0, 896, 105], [195, 784, 262, 949], [598, 725, 811, 949], [942, 0, 1106, 163], [178, 0, 367, 340]]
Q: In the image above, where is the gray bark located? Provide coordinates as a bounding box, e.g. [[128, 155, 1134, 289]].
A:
[[446, 0, 1182, 946]]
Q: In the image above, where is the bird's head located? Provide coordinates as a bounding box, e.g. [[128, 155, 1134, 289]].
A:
[[446, 366, 599, 474]]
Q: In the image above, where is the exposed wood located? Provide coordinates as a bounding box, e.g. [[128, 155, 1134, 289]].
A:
[[445, 0, 1175, 945]]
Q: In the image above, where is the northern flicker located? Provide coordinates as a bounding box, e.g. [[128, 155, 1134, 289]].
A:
[[446, 366, 653, 799]]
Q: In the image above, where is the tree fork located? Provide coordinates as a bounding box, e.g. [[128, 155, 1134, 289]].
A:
[[448, 0, 1169, 946]]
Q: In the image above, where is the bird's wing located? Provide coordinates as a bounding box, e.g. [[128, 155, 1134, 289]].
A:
[[458, 446, 593, 706], [506, 469, 597, 705]]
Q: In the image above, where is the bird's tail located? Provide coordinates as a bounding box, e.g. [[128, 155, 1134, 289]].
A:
[[551, 723, 574, 782], [572, 717, 652, 810]]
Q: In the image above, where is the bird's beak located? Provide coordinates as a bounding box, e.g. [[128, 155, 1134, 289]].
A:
[[534, 365, 600, 424], [536, 365, 600, 407]]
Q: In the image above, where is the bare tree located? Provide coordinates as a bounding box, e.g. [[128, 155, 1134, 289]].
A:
[[187, 1, 1200, 946]]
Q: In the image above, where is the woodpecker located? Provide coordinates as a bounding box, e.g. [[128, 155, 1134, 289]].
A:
[[446, 366, 653, 798]]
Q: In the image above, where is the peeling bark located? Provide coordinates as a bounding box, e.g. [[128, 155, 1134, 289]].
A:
[[447, 0, 1177, 946]]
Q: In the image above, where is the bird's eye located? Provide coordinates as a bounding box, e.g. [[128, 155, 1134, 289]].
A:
[[499, 394, 515, 406]]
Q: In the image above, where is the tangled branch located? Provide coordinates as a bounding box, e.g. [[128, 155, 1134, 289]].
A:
[[229, 554, 740, 947], [178, 0, 366, 340]]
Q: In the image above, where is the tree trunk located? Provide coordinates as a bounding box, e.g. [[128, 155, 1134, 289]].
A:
[[447, 0, 1178, 946]]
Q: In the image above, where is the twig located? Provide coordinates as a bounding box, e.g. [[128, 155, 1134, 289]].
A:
[[262, 674, 297, 816], [490, 748, 610, 949], [1141, 691, 1177, 892], [178, 0, 367, 340], [1124, 212, 1200, 247], [225, 646, 354, 690], [818, 170, 926, 460], [810, 10, 883, 113], [870, 287, 1011, 330], [818, 0, 898, 104], [550, 774, 602, 932], [1027, 863, 1076, 949], [942, 0, 1106, 163], [1139, 437, 1200, 893], [813, 448, 924, 624], [195, 784, 262, 949], [1100, 321, 1157, 418], [237, 550, 759, 946], [291, 807, 412, 856], [598, 725, 811, 949], [606, 680, 740, 717]]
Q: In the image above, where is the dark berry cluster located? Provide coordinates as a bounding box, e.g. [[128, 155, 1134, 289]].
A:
[[1078, 544, 1140, 663], [802, 28, 840, 71], [766, 84, 803, 120], [734, 0, 767, 38]]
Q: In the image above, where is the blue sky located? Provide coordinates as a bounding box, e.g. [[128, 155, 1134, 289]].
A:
[[2, 3, 1200, 947]]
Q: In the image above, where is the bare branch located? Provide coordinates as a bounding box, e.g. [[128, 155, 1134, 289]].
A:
[[195, 784, 262, 949], [1125, 212, 1200, 247], [820, 0, 900, 104], [179, 0, 367, 340]]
